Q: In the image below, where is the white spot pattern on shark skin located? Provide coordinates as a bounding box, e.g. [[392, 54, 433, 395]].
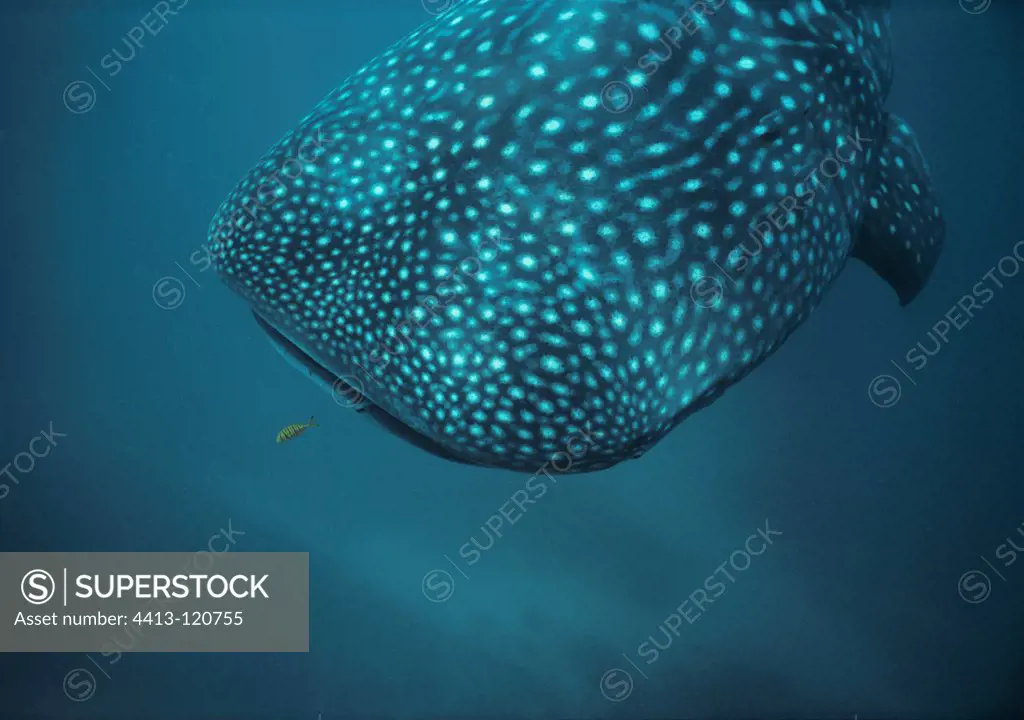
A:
[[207, 0, 942, 473]]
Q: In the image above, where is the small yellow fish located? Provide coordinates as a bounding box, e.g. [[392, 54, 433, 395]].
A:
[[276, 416, 318, 444]]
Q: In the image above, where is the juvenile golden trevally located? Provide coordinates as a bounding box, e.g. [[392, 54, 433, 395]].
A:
[[276, 416, 318, 444]]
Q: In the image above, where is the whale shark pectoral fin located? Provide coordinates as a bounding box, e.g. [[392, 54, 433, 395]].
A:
[[853, 112, 945, 306]]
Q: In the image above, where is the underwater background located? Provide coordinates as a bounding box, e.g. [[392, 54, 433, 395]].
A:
[[1, 0, 1023, 718]]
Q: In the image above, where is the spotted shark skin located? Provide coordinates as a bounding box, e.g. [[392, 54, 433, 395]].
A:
[[208, 0, 944, 473]]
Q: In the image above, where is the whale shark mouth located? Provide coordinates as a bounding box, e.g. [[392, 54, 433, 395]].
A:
[[251, 311, 358, 404], [250, 310, 483, 468]]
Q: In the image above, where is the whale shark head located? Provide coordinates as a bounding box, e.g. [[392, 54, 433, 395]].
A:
[[208, 0, 943, 474]]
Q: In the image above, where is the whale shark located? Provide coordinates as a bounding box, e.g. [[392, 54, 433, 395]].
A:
[[207, 0, 944, 473]]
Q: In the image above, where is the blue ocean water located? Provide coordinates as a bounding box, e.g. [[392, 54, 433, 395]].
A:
[[1, 0, 1023, 718]]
